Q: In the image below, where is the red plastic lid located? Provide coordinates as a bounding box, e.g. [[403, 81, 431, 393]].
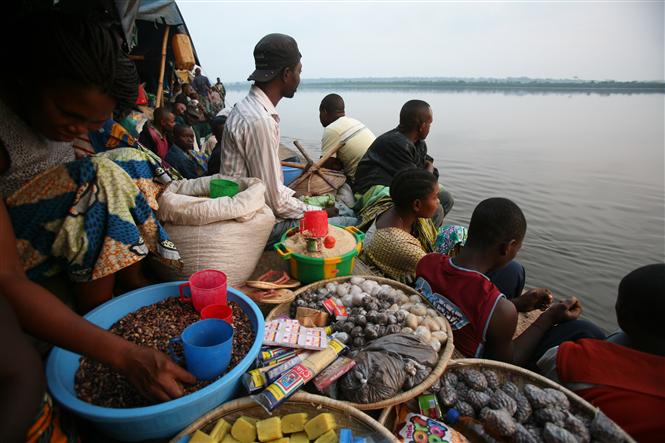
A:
[[301, 210, 328, 237]]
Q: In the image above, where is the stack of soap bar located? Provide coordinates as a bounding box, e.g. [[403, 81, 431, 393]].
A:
[[211, 418, 232, 441], [232, 416, 258, 443], [189, 430, 215, 443], [190, 412, 344, 443], [304, 413, 337, 440], [257, 417, 283, 442], [222, 435, 240, 443], [289, 432, 309, 443], [314, 430, 337, 443], [282, 413, 309, 433]]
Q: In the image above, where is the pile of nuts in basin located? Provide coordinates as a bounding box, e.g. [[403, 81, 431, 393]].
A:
[[75, 297, 255, 408], [432, 366, 627, 442], [292, 276, 448, 350]]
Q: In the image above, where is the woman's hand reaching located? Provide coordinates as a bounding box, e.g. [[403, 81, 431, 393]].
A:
[[118, 345, 196, 402]]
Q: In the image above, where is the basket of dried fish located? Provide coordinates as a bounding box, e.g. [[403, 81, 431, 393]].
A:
[[379, 358, 635, 442]]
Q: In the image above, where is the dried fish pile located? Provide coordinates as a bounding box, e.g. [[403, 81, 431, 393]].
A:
[[436, 367, 627, 442]]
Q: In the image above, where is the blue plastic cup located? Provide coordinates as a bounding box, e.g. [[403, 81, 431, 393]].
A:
[[168, 319, 234, 381]]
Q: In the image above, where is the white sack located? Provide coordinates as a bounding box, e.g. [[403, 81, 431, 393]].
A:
[[157, 175, 275, 286]]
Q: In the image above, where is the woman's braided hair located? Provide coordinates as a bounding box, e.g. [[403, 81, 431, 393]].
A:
[[13, 13, 138, 112]]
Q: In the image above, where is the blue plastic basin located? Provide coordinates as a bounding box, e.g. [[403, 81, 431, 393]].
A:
[[46, 282, 264, 441], [282, 165, 303, 185]]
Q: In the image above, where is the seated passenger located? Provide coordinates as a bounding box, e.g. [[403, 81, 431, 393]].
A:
[[207, 115, 228, 176], [362, 169, 440, 283], [363, 170, 526, 293], [354, 100, 454, 226], [173, 102, 188, 126], [138, 107, 175, 161], [2, 16, 181, 313], [0, 11, 192, 405], [318, 93, 375, 183], [166, 124, 206, 179], [538, 264, 665, 442], [416, 197, 605, 366], [175, 83, 195, 105]]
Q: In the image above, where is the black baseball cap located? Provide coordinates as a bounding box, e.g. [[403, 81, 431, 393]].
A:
[[247, 33, 302, 82]]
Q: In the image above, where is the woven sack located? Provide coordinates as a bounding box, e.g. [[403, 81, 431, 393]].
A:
[[157, 175, 275, 286]]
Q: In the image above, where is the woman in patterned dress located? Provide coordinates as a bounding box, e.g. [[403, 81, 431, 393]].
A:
[[0, 12, 195, 423]]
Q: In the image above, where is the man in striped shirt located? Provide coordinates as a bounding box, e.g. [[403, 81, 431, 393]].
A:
[[221, 34, 356, 246]]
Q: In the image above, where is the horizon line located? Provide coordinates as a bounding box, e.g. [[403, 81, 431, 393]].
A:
[[221, 75, 665, 85]]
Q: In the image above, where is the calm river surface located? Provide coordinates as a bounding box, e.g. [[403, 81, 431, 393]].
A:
[[225, 86, 665, 331]]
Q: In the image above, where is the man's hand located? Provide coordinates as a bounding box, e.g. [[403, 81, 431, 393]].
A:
[[543, 297, 583, 325], [324, 206, 339, 217], [424, 160, 435, 173], [512, 288, 553, 312], [119, 345, 196, 402]]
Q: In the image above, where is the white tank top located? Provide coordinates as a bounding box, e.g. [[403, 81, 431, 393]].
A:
[[0, 99, 74, 199]]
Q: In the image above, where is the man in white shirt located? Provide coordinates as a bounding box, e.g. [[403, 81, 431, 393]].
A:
[[221, 34, 356, 247], [319, 94, 375, 183]]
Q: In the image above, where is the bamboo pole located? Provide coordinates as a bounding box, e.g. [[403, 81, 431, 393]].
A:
[[292, 140, 315, 165], [280, 161, 306, 169], [155, 24, 171, 108]]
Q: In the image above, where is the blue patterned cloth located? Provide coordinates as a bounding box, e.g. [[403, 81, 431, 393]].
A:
[[7, 148, 181, 282]]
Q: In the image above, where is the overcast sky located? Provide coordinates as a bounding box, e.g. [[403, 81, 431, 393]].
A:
[[178, 1, 664, 83]]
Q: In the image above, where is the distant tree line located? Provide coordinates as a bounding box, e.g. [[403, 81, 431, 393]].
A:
[[299, 79, 665, 92], [228, 78, 665, 93]]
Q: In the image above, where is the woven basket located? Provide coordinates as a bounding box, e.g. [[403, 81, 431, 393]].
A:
[[378, 358, 635, 442], [289, 168, 346, 197], [266, 276, 424, 321], [265, 276, 455, 411], [170, 392, 398, 442]]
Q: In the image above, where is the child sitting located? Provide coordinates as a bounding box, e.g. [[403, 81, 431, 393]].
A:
[[416, 197, 604, 366], [538, 264, 665, 442]]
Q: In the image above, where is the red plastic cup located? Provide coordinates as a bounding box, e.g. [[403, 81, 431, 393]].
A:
[[200, 303, 234, 325], [179, 269, 227, 313], [300, 210, 328, 237]]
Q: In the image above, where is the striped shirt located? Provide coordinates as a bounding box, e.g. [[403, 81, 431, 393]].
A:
[[221, 86, 318, 220]]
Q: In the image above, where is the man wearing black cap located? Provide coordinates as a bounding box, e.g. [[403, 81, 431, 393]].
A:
[[221, 33, 355, 247]]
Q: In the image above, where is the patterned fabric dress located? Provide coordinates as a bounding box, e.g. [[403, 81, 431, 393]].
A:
[[72, 118, 140, 159], [357, 186, 466, 284], [0, 99, 182, 282], [363, 227, 428, 284], [26, 394, 78, 443], [6, 148, 181, 282]]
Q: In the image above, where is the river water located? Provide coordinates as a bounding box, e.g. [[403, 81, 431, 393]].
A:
[[224, 86, 665, 331]]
